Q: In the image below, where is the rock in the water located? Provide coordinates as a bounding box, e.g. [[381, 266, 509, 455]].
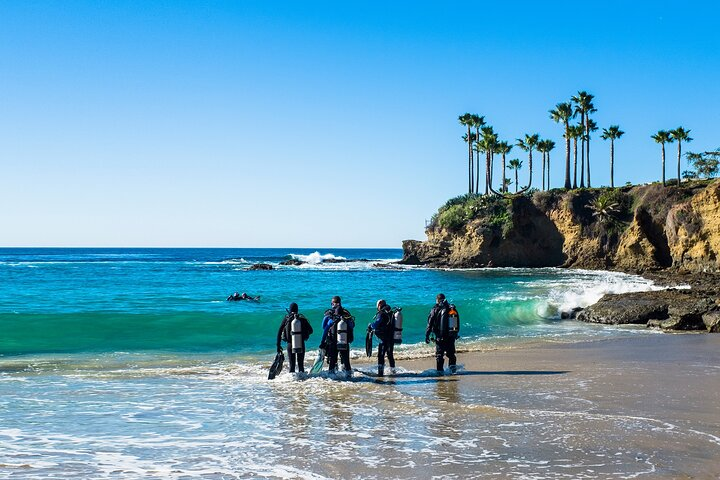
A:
[[576, 291, 675, 325], [247, 263, 273, 270], [561, 307, 584, 320], [280, 259, 304, 266], [702, 311, 720, 332]]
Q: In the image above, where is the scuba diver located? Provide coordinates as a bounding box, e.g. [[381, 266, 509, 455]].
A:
[[369, 299, 396, 376], [276, 302, 313, 373], [227, 292, 260, 301], [320, 296, 355, 376], [425, 293, 460, 374]]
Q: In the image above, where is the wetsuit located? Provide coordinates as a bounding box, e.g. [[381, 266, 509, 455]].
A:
[[277, 313, 313, 373], [426, 300, 457, 373], [321, 308, 354, 374], [370, 306, 395, 375]]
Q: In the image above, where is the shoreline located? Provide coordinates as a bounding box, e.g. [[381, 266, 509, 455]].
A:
[[350, 333, 720, 478]]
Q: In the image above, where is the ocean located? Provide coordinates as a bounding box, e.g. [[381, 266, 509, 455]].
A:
[[0, 248, 680, 478]]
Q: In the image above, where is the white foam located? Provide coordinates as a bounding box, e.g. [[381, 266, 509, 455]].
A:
[[289, 251, 347, 264]]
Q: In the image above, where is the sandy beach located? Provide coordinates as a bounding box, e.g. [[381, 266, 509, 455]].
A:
[[345, 333, 720, 479]]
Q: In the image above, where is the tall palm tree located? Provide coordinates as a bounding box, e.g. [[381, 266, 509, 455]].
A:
[[549, 102, 575, 189], [459, 113, 474, 194], [670, 127, 693, 186], [571, 91, 595, 187], [651, 130, 674, 186], [601, 125, 625, 188], [537, 140, 547, 190], [544, 139, 556, 189], [586, 118, 598, 187], [481, 126, 497, 195], [567, 125, 584, 188], [472, 140, 485, 194], [507, 158, 523, 193], [496, 141, 513, 193], [471, 115, 486, 193], [516, 133, 539, 191]]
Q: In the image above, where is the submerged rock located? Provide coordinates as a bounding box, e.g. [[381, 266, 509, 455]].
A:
[[247, 263, 273, 271], [280, 259, 304, 266]]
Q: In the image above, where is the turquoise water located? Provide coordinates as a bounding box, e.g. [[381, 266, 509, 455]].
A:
[[0, 248, 659, 357], [1, 248, 674, 479]]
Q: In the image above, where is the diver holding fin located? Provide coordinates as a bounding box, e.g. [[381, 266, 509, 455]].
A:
[[320, 296, 355, 377], [426, 293, 460, 374], [276, 302, 313, 374]]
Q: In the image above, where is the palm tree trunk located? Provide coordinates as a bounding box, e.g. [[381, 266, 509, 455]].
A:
[[564, 123, 571, 189], [661, 143, 666, 186], [546, 152, 550, 189], [580, 112, 586, 187], [573, 138, 578, 189], [502, 153, 507, 193], [586, 116, 592, 187], [677, 141, 682, 186], [485, 151, 491, 195], [515, 169, 519, 193], [475, 151, 480, 194], [527, 150, 533, 190], [467, 125, 472, 195], [610, 139, 615, 188], [542, 152, 546, 190]]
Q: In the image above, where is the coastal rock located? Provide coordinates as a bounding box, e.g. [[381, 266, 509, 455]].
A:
[[576, 291, 674, 325], [402, 179, 720, 273], [280, 259, 304, 266], [247, 263, 274, 270], [665, 180, 720, 273], [702, 311, 720, 333]]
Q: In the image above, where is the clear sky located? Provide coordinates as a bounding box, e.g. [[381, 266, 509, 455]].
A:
[[1, 1, 718, 248]]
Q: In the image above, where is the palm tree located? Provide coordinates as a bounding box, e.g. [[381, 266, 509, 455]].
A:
[[651, 130, 674, 186], [496, 141, 513, 193], [459, 113, 474, 194], [516, 133, 539, 191], [480, 126, 497, 195], [549, 102, 575, 189], [670, 127, 693, 186], [472, 140, 484, 194], [471, 115, 486, 193], [586, 118, 598, 187], [567, 125, 584, 188], [571, 91, 596, 187], [544, 139, 556, 189], [507, 158, 523, 193], [537, 139, 547, 190], [601, 125, 625, 188]]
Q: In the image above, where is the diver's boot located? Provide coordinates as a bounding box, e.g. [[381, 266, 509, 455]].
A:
[[449, 364, 457, 374], [436, 358, 445, 375], [377, 365, 384, 377]]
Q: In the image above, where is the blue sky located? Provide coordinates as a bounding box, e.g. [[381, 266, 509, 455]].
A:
[[1, 1, 718, 247]]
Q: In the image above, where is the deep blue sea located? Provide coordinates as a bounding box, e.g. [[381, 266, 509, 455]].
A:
[[0, 248, 672, 478]]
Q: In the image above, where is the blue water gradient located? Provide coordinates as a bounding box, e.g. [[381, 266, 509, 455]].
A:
[[0, 248, 659, 356]]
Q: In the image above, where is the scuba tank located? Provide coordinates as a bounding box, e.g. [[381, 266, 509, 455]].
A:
[[439, 305, 449, 339], [291, 314, 304, 353], [393, 308, 403, 345], [448, 304, 459, 337], [336, 316, 349, 351]]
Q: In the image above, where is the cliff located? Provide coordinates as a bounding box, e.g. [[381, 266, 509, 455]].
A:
[[402, 179, 720, 274]]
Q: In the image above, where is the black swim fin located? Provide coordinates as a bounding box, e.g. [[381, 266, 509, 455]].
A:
[[268, 351, 284, 380], [365, 330, 373, 357]]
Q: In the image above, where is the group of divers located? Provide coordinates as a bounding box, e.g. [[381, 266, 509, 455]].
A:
[[263, 294, 460, 379]]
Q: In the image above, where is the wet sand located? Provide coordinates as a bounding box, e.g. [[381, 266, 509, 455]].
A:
[[348, 333, 720, 479]]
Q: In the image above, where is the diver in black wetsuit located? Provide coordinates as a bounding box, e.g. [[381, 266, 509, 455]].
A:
[[320, 296, 354, 375], [369, 299, 396, 376], [276, 303, 313, 373], [425, 293, 458, 374]]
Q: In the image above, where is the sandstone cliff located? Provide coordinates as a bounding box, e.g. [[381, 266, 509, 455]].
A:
[[402, 179, 720, 274]]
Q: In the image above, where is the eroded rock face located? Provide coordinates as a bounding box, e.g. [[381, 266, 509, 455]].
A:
[[703, 312, 720, 333], [665, 181, 720, 273], [403, 180, 720, 274]]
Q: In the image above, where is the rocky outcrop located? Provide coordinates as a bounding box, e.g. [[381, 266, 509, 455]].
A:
[[402, 179, 720, 274], [247, 263, 273, 270], [577, 288, 718, 332]]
